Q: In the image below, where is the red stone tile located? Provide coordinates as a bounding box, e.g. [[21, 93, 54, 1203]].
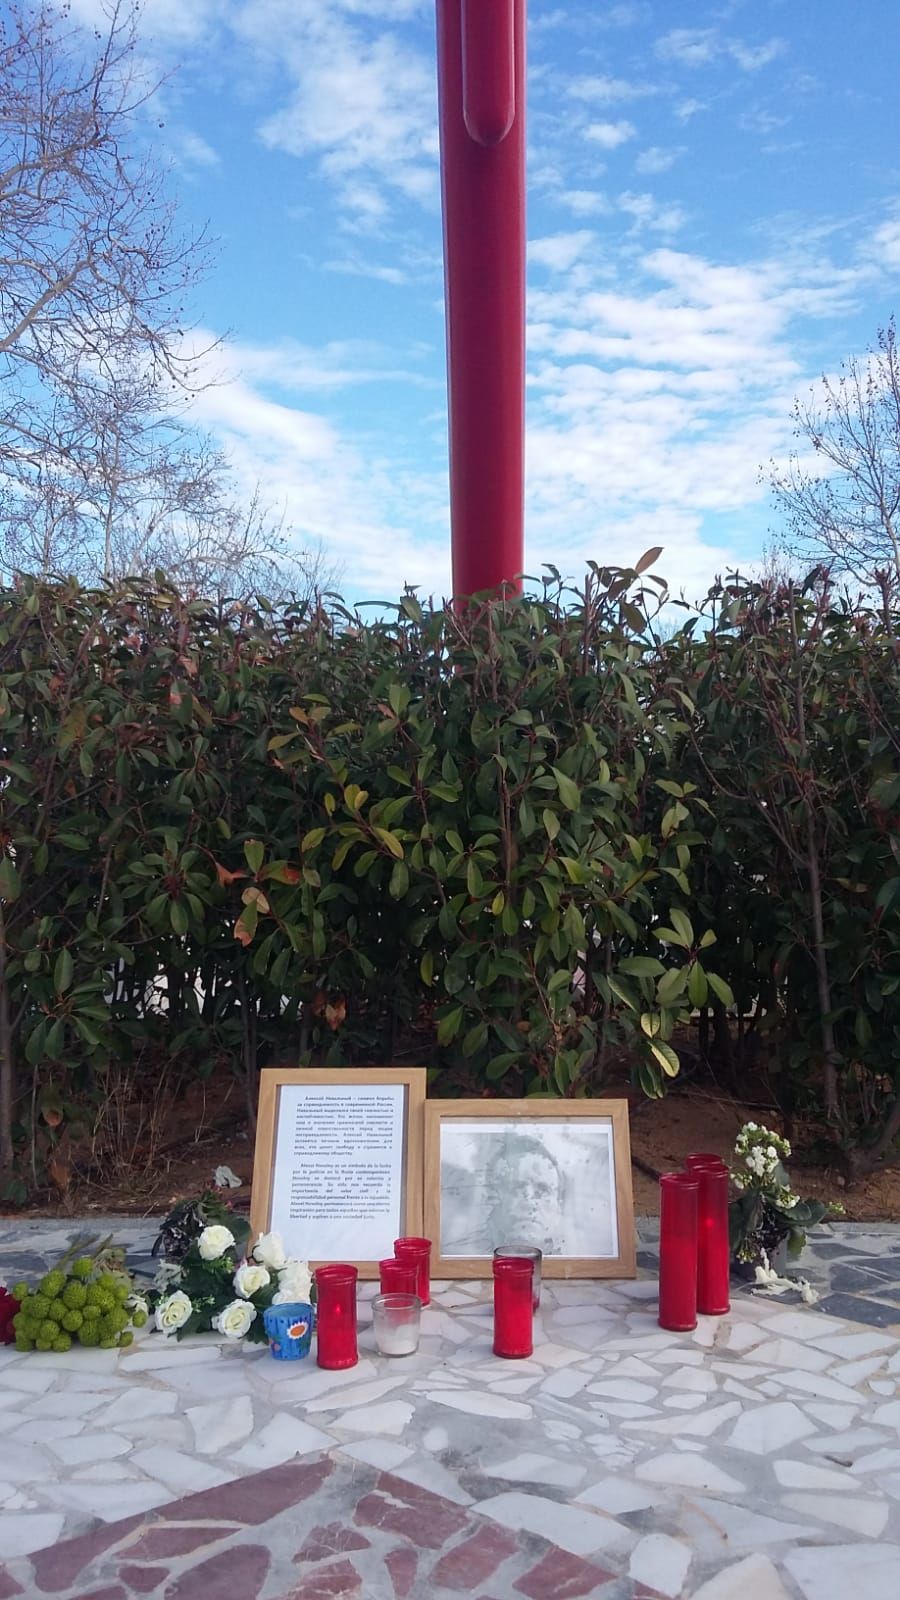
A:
[[354, 1490, 469, 1550], [514, 1549, 617, 1600], [430, 1524, 520, 1590], [116, 1566, 162, 1593], [31, 1516, 144, 1593], [127, 1526, 241, 1562], [159, 1458, 332, 1527], [0, 1571, 23, 1599], [286, 1559, 362, 1599], [294, 1524, 371, 1563], [163, 1544, 270, 1600], [384, 1547, 418, 1599]]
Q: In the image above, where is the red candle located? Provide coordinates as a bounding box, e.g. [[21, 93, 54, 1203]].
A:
[[492, 1256, 533, 1358], [658, 1173, 699, 1332], [393, 1237, 432, 1307], [314, 1265, 358, 1370], [379, 1258, 418, 1296], [685, 1156, 731, 1316]]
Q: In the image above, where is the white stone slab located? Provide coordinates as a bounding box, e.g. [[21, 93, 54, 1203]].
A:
[[0, 1511, 66, 1556], [690, 1553, 793, 1600], [337, 1438, 413, 1470], [576, 1477, 657, 1515], [481, 1451, 586, 1490], [230, 1412, 333, 1469], [98, 1388, 178, 1425], [786, 1542, 900, 1600], [333, 1400, 413, 1436], [42, 1479, 172, 1521], [48, 1432, 133, 1466], [477, 1490, 633, 1556], [629, 1533, 691, 1597], [130, 1445, 233, 1494], [634, 1452, 745, 1495], [425, 1389, 532, 1419], [305, 1375, 409, 1413], [774, 1458, 855, 1490], [812, 1330, 898, 1358], [540, 1368, 591, 1399], [783, 1491, 889, 1537], [186, 1395, 254, 1455], [726, 1401, 817, 1455]]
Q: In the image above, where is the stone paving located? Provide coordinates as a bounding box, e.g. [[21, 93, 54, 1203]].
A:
[[0, 1218, 898, 1599]]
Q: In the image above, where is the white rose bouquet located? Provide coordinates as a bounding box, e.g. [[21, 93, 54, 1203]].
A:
[[149, 1216, 311, 1344]]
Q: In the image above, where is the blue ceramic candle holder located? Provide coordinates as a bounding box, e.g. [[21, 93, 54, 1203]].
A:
[[263, 1302, 313, 1360]]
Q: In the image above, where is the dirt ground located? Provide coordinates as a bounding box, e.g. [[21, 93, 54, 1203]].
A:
[[9, 1071, 900, 1224]]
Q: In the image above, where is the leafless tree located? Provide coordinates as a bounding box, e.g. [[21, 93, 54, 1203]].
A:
[[0, 1, 335, 600], [770, 320, 900, 595]]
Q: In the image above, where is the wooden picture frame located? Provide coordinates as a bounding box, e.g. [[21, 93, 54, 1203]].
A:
[[424, 1098, 635, 1279], [251, 1067, 426, 1279]]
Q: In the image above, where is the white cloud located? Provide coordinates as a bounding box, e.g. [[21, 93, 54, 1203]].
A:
[[635, 146, 682, 175], [560, 190, 611, 218], [656, 28, 720, 68], [569, 74, 658, 104], [869, 215, 900, 269], [656, 28, 786, 73], [530, 232, 597, 273], [617, 193, 687, 234], [586, 120, 637, 150]]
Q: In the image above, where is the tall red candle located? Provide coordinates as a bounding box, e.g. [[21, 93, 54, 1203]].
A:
[[314, 1265, 358, 1370], [492, 1256, 533, 1358], [379, 1258, 419, 1296], [658, 1173, 699, 1332], [685, 1156, 731, 1315], [394, 1237, 432, 1307]]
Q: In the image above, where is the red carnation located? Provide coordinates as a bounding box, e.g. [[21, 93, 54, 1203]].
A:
[[0, 1286, 21, 1344]]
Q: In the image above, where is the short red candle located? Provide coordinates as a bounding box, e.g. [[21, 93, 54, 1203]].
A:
[[686, 1156, 731, 1316], [658, 1173, 699, 1332], [394, 1237, 431, 1307], [492, 1257, 533, 1358], [314, 1264, 358, 1369], [379, 1258, 418, 1296]]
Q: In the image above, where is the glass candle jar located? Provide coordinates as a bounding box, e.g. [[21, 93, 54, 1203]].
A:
[[393, 1237, 432, 1307], [378, 1258, 419, 1296], [492, 1256, 534, 1358], [685, 1155, 730, 1316], [314, 1264, 358, 1369], [493, 1244, 542, 1310], [658, 1172, 699, 1332], [372, 1292, 422, 1357]]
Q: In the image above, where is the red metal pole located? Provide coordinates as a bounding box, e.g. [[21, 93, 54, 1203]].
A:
[[436, 0, 526, 599]]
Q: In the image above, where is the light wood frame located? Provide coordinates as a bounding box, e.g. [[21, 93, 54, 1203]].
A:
[[424, 1098, 635, 1279], [251, 1067, 426, 1280]]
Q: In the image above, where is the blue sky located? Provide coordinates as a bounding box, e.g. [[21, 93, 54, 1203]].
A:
[[69, 0, 900, 601]]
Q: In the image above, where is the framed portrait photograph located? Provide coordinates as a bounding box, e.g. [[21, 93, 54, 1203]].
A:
[[424, 1099, 635, 1278], [251, 1067, 426, 1279]]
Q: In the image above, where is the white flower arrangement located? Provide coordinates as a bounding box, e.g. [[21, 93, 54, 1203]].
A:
[[149, 1222, 311, 1344]]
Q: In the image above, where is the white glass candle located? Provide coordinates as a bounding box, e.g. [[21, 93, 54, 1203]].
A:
[[372, 1292, 422, 1356]]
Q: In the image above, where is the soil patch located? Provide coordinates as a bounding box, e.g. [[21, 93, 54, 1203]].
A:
[[6, 1070, 900, 1224]]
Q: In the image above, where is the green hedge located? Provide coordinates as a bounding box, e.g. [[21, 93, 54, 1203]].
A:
[[1, 566, 899, 1189]]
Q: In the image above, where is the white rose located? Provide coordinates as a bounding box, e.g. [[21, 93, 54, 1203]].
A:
[[155, 1290, 193, 1334], [197, 1224, 236, 1261], [213, 1299, 257, 1340], [273, 1286, 310, 1305], [277, 1259, 312, 1302], [252, 1231, 286, 1270], [233, 1262, 270, 1299]]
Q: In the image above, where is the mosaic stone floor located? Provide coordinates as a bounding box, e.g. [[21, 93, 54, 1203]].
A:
[[0, 1218, 898, 1600]]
